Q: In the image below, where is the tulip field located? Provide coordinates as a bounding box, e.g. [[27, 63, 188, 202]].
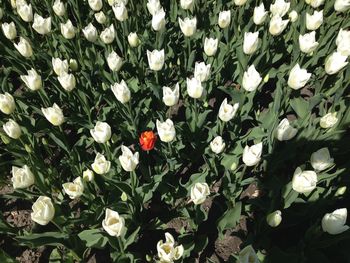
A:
[[0, 0, 350, 262]]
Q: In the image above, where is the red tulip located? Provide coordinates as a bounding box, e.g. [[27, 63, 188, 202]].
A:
[[139, 131, 157, 151]]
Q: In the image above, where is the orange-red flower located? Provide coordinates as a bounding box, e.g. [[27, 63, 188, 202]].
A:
[[139, 131, 157, 151]]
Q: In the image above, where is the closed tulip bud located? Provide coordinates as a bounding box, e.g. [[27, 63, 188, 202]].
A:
[[156, 119, 176, 142], [194, 62, 211, 82], [53, 0, 66, 16], [83, 23, 98, 42], [269, 15, 289, 36], [306, 10, 323, 31], [322, 208, 349, 235], [69, 59, 78, 71], [210, 136, 225, 154], [111, 80, 130, 104], [83, 169, 94, 181], [243, 142, 263, 166], [119, 145, 139, 172], [128, 32, 140, 47], [121, 192, 128, 201], [113, 3, 128, 21], [14, 37, 32, 57], [218, 98, 239, 122], [230, 162, 238, 170], [253, 3, 268, 25], [336, 29, 350, 57], [289, 10, 298, 22], [41, 103, 64, 126], [90, 121, 111, 143], [157, 233, 184, 263], [270, 0, 290, 17], [335, 186, 347, 196], [0, 93, 15, 115], [63, 177, 84, 199], [147, 0, 161, 15], [179, 17, 197, 37], [100, 24, 115, 44], [25, 144, 32, 153], [58, 73, 76, 92], [306, 0, 325, 8], [190, 182, 210, 205], [204, 37, 218, 56], [275, 118, 298, 141], [334, 0, 350, 12], [12, 165, 34, 189], [2, 22, 17, 40], [292, 167, 317, 193], [264, 74, 270, 83], [102, 208, 126, 237], [92, 153, 111, 174], [218, 10, 231, 29], [107, 51, 123, 72], [3, 119, 21, 139], [242, 65, 262, 92], [267, 210, 282, 227], [17, 1, 33, 22], [186, 77, 203, 99], [88, 0, 102, 11], [95, 11, 106, 24], [288, 64, 311, 90], [163, 83, 180, 106], [139, 131, 157, 151], [325, 52, 348, 75], [239, 245, 259, 263], [52, 58, 68, 76], [152, 8, 166, 31], [310, 148, 334, 172], [20, 68, 42, 91], [32, 14, 51, 35], [31, 196, 55, 225], [243, 32, 259, 55], [320, 112, 338, 128], [180, 0, 194, 11], [299, 31, 319, 54], [147, 49, 165, 71], [61, 19, 76, 39]]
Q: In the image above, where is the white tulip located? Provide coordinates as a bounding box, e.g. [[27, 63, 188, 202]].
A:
[[288, 64, 311, 90], [218, 10, 231, 29], [266, 210, 282, 227], [95, 11, 106, 24], [62, 177, 84, 199], [17, 1, 33, 22], [190, 182, 210, 205], [210, 136, 225, 154], [61, 19, 76, 39], [180, 0, 194, 11], [111, 80, 131, 104], [204, 37, 218, 57], [325, 52, 348, 75], [270, 0, 290, 17], [157, 232, 184, 263], [292, 167, 317, 193], [320, 112, 338, 128], [102, 208, 126, 237], [147, 0, 161, 15], [3, 119, 21, 139], [83, 169, 94, 181], [88, 0, 103, 11], [186, 77, 203, 99], [243, 142, 263, 167], [152, 8, 166, 31], [112, 3, 128, 22], [322, 208, 349, 235], [289, 10, 298, 22], [108, 0, 128, 6], [218, 98, 239, 122], [299, 31, 319, 54], [12, 165, 35, 189], [20, 68, 42, 91], [334, 0, 350, 12], [2, 22, 17, 40], [243, 32, 259, 55], [336, 29, 350, 57], [14, 37, 32, 57], [118, 145, 139, 172], [310, 148, 334, 172], [239, 245, 260, 263], [306, 10, 323, 31], [163, 83, 180, 106], [58, 73, 76, 92], [107, 51, 123, 72], [269, 15, 289, 36], [32, 14, 51, 35], [147, 49, 165, 71], [52, 58, 69, 76], [0, 92, 15, 115], [178, 17, 197, 37], [83, 23, 98, 42], [41, 103, 64, 126], [234, 0, 248, 6], [275, 118, 298, 141], [128, 32, 140, 47], [156, 119, 176, 142], [242, 65, 262, 92], [194, 62, 211, 82], [306, 0, 325, 8], [253, 3, 268, 25], [92, 153, 111, 174], [31, 196, 55, 226], [53, 0, 66, 16], [100, 24, 115, 44], [90, 121, 111, 143]]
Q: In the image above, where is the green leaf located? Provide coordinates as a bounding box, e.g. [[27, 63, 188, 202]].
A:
[[217, 202, 242, 234], [78, 229, 108, 248]]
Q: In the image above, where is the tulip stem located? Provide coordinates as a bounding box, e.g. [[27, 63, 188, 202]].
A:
[[194, 98, 198, 128], [239, 165, 247, 184], [126, 102, 137, 137], [51, 219, 64, 233]]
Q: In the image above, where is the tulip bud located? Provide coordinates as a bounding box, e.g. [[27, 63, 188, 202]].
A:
[[288, 64, 311, 90], [292, 167, 317, 193], [139, 131, 157, 151], [243, 32, 259, 55], [253, 3, 268, 25], [162, 83, 180, 106], [190, 182, 210, 205], [83, 169, 94, 182], [335, 186, 347, 196], [63, 177, 84, 199], [14, 37, 33, 57], [112, 3, 128, 22], [310, 148, 334, 172], [334, 0, 350, 12], [178, 17, 197, 37], [243, 142, 263, 166], [218, 98, 239, 122], [61, 19, 76, 39], [107, 0, 128, 6], [20, 68, 42, 91], [25, 144, 32, 153], [17, 1, 33, 22], [275, 118, 298, 141], [186, 77, 203, 99], [204, 37, 218, 57], [12, 165, 35, 189], [306, 10, 323, 31], [210, 136, 225, 154], [2, 22, 17, 40], [31, 196, 55, 225], [266, 210, 282, 227], [263, 74, 269, 83], [41, 103, 64, 126], [32, 14, 51, 35], [336, 29, 350, 57], [92, 153, 111, 174], [102, 208, 126, 237], [95, 11, 107, 24], [320, 112, 338, 129], [194, 62, 211, 82], [83, 23, 98, 42], [147, 0, 161, 15], [156, 119, 176, 142], [69, 59, 78, 71], [218, 10, 231, 29], [121, 192, 128, 201], [239, 245, 259, 263], [107, 51, 123, 72], [180, 0, 194, 11], [100, 24, 115, 44], [147, 49, 165, 71], [152, 8, 166, 31], [242, 65, 262, 92], [289, 10, 298, 22], [58, 73, 76, 92], [325, 52, 348, 75], [53, 0, 66, 16], [270, 0, 290, 17], [299, 31, 319, 54], [269, 15, 289, 36], [322, 208, 349, 235], [88, 0, 103, 11], [0, 93, 15, 115], [119, 146, 139, 172], [3, 119, 21, 139], [230, 162, 238, 171], [128, 32, 140, 47]]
